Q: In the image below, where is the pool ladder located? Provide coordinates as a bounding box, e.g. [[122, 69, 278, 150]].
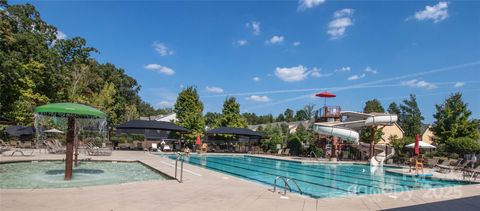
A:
[[174, 152, 184, 183], [272, 176, 302, 196]]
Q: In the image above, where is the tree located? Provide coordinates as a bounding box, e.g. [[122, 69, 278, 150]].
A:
[[387, 102, 401, 115], [445, 137, 480, 156], [432, 93, 479, 147], [220, 97, 247, 128], [204, 112, 221, 129], [276, 114, 285, 122], [399, 94, 424, 137], [303, 104, 316, 119], [174, 86, 205, 141], [294, 109, 308, 121], [284, 108, 294, 122], [360, 99, 385, 143]]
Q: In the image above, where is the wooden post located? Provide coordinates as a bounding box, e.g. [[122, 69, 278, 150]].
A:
[[65, 116, 75, 180], [331, 136, 338, 158], [369, 126, 375, 159]]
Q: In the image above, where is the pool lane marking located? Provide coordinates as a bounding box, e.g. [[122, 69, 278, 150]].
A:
[[158, 160, 202, 177], [182, 156, 358, 195]]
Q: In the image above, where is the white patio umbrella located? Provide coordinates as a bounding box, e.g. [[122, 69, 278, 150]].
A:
[[406, 141, 436, 149], [44, 128, 64, 134]]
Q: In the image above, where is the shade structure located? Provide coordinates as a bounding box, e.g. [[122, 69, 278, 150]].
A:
[[206, 127, 265, 137], [44, 128, 64, 134], [116, 120, 188, 132], [315, 92, 336, 98], [34, 103, 106, 119], [6, 125, 34, 137], [406, 141, 436, 149]]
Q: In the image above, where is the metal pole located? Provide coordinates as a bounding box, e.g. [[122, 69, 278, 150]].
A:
[[369, 126, 375, 159], [180, 157, 184, 183], [65, 116, 75, 180], [174, 157, 178, 180]]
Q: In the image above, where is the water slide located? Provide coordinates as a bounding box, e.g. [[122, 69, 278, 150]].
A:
[[312, 112, 397, 167]]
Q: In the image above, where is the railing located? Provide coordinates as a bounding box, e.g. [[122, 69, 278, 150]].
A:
[[272, 176, 302, 195], [309, 150, 319, 160], [315, 106, 342, 122], [175, 152, 185, 183]]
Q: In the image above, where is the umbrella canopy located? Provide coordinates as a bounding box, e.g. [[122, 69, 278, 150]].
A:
[[196, 132, 202, 145], [44, 128, 64, 134], [116, 120, 188, 132], [34, 103, 106, 119], [6, 125, 35, 137], [406, 141, 436, 149], [0, 116, 16, 125], [315, 92, 336, 98]]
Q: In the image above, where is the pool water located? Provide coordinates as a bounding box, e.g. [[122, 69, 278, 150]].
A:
[[0, 161, 169, 189], [168, 155, 469, 198]]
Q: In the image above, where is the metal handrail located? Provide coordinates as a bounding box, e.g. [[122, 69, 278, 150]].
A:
[[286, 178, 303, 195], [272, 176, 302, 195], [309, 151, 318, 160], [175, 152, 184, 183], [273, 176, 291, 195]]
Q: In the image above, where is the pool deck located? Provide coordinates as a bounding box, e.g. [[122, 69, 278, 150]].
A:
[[1, 150, 479, 211]]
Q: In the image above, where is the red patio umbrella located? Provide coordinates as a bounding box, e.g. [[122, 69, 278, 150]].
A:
[[315, 91, 336, 106], [196, 132, 202, 145], [414, 134, 420, 156]]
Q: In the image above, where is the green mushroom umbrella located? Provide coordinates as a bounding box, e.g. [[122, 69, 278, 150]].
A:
[[34, 103, 106, 180]]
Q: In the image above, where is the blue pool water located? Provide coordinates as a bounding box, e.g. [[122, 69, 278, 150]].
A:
[[167, 155, 469, 198]]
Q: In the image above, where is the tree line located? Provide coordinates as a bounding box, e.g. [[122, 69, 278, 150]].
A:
[[0, 1, 169, 126]]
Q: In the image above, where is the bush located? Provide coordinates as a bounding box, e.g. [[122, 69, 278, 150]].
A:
[[287, 135, 302, 156], [306, 144, 323, 158], [446, 137, 480, 156]]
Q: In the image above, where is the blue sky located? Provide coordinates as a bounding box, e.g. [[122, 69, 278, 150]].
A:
[[21, 0, 480, 123]]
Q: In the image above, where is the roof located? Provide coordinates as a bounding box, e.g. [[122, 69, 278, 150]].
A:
[[6, 125, 35, 137], [206, 127, 265, 137], [420, 123, 431, 135], [116, 120, 188, 132]]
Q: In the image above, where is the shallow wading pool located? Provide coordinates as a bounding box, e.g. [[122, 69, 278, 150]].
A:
[[0, 160, 171, 189], [166, 154, 471, 198]]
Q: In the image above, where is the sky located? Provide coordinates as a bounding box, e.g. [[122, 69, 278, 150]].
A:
[[18, 0, 480, 123]]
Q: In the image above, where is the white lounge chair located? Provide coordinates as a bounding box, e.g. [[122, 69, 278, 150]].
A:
[[151, 143, 158, 152], [163, 145, 171, 151]]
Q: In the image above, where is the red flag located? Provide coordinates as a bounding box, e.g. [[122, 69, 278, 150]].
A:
[[414, 134, 420, 156], [196, 132, 201, 145]]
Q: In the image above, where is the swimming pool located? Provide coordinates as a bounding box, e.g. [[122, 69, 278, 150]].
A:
[[167, 155, 469, 198], [0, 160, 171, 189]]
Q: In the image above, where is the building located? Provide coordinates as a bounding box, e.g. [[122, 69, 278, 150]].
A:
[[421, 124, 436, 144], [379, 122, 404, 144], [140, 113, 177, 122]]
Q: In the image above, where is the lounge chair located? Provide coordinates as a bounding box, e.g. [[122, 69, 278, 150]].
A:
[[463, 164, 480, 181], [426, 157, 439, 168], [435, 159, 462, 173], [282, 148, 290, 156], [0, 139, 12, 154], [45, 140, 66, 154], [275, 149, 283, 156], [86, 142, 112, 156], [151, 143, 158, 152], [163, 145, 172, 151]]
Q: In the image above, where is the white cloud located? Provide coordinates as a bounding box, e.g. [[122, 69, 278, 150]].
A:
[[335, 66, 351, 72], [246, 95, 271, 102], [56, 31, 67, 40], [205, 86, 224, 93], [410, 2, 449, 23], [246, 21, 261, 35], [328, 8, 354, 39], [298, 0, 325, 11], [293, 41, 301, 47], [275, 65, 309, 82], [157, 101, 175, 108], [402, 79, 437, 89], [234, 39, 248, 46], [364, 66, 378, 74], [310, 67, 332, 77], [454, 82, 465, 88], [144, 64, 175, 75], [153, 42, 174, 56], [266, 35, 285, 44], [347, 73, 366, 81], [253, 77, 261, 82]]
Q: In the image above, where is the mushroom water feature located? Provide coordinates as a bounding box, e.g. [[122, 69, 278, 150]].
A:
[[34, 103, 107, 180]]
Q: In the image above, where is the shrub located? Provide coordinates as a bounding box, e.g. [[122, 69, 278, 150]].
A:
[[306, 144, 323, 158], [287, 135, 302, 156]]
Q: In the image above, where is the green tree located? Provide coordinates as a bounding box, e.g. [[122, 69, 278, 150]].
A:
[[387, 102, 401, 115], [295, 109, 308, 121], [204, 112, 221, 129], [432, 93, 479, 148], [445, 137, 480, 156], [174, 86, 205, 141], [284, 108, 294, 122], [91, 82, 117, 124], [360, 99, 385, 143], [400, 94, 424, 137], [220, 97, 247, 128], [303, 104, 316, 120], [276, 114, 285, 122]]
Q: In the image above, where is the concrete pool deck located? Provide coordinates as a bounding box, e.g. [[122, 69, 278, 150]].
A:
[[1, 150, 479, 211]]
